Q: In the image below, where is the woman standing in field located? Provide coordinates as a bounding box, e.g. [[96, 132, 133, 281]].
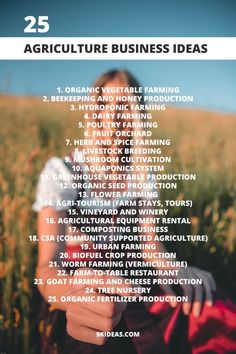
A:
[[33, 70, 236, 354]]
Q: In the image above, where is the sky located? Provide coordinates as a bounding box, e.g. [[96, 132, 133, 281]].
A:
[[0, 0, 236, 113]]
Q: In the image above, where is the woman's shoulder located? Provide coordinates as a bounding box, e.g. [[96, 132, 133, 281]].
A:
[[32, 155, 78, 212], [43, 156, 68, 172]]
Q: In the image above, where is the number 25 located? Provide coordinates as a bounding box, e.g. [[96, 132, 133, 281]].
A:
[[24, 16, 49, 33]]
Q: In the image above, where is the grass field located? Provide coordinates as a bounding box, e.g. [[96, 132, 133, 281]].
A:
[[0, 95, 236, 353]]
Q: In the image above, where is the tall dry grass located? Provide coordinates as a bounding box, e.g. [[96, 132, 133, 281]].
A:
[[0, 96, 236, 353]]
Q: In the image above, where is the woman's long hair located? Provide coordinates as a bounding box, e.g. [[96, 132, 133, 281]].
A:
[[83, 69, 153, 193]]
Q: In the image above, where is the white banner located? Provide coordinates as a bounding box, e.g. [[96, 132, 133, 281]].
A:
[[1, 37, 236, 60]]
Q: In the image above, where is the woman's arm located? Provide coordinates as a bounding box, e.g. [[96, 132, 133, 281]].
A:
[[36, 207, 74, 311], [139, 206, 216, 317], [36, 207, 136, 344]]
